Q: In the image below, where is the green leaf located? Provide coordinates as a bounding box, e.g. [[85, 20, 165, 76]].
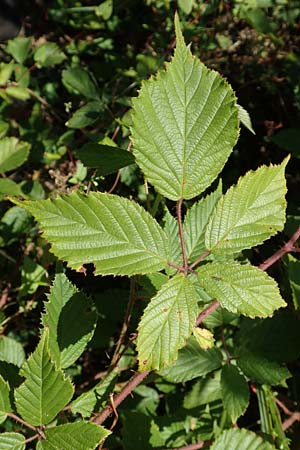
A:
[[14, 191, 168, 276], [178, 0, 195, 14], [62, 67, 99, 100], [183, 371, 222, 409], [159, 336, 223, 382], [205, 159, 288, 256], [39, 422, 110, 450], [221, 365, 249, 423], [0, 375, 11, 423], [210, 428, 274, 450], [137, 274, 199, 371], [66, 101, 103, 129], [184, 181, 222, 261], [95, 0, 113, 20], [237, 352, 291, 386], [34, 42, 66, 68], [197, 262, 286, 318], [238, 104, 255, 134], [42, 273, 97, 369], [14, 330, 74, 426], [0, 433, 25, 450], [71, 367, 118, 418], [163, 207, 182, 274], [19, 256, 47, 297], [131, 14, 239, 201], [6, 37, 32, 64], [272, 128, 300, 156], [0, 137, 30, 173], [0, 62, 14, 86], [0, 336, 25, 367], [76, 143, 135, 175], [286, 254, 300, 309], [0, 179, 23, 197]]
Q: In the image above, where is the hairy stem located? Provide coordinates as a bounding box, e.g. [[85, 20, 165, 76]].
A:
[[259, 226, 300, 271], [92, 370, 150, 425], [177, 198, 188, 276]]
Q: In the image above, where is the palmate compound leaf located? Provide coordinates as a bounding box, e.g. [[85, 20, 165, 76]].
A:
[[0, 433, 26, 450], [42, 273, 97, 369], [14, 330, 74, 426], [205, 158, 289, 256], [36, 422, 110, 450], [13, 191, 168, 276], [137, 274, 200, 371], [197, 262, 286, 318], [131, 14, 239, 201], [210, 428, 275, 450]]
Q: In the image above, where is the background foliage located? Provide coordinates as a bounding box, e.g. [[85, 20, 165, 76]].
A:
[[0, 1, 300, 449]]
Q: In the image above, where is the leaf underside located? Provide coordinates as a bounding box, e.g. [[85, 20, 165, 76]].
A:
[[131, 14, 239, 200], [137, 274, 199, 371], [197, 262, 286, 318], [14, 191, 168, 276]]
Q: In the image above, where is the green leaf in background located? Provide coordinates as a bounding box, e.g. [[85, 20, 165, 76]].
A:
[[183, 371, 222, 409], [0, 62, 14, 86], [184, 181, 222, 261], [210, 428, 274, 450], [197, 262, 286, 318], [0, 336, 25, 368], [0, 375, 11, 423], [0, 179, 23, 198], [205, 159, 288, 256], [137, 274, 199, 371], [62, 67, 99, 99], [5, 86, 30, 101], [34, 42, 66, 68], [14, 192, 168, 276], [0, 433, 25, 450], [6, 37, 32, 64], [131, 14, 239, 200], [14, 330, 74, 426], [76, 143, 135, 175], [0, 137, 30, 173], [66, 101, 103, 129], [237, 352, 291, 386], [38, 422, 110, 450], [42, 273, 97, 369], [221, 365, 249, 423], [286, 254, 300, 309], [19, 255, 47, 298], [160, 336, 223, 382], [238, 104, 255, 134], [178, 0, 195, 15], [71, 367, 118, 418], [271, 128, 300, 156]]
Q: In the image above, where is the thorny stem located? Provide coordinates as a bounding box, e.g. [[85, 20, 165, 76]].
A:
[[177, 198, 188, 276], [259, 226, 300, 271], [92, 370, 150, 425]]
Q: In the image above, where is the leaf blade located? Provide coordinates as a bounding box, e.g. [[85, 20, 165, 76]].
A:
[[0, 137, 30, 173], [210, 428, 275, 450], [221, 365, 249, 423]]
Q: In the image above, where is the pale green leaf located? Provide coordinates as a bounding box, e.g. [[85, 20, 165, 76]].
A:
[[71, 367, 118, 418], [197, 262, 286, 318], [210, 428, 275, 450], [6, 37, 32, 64], [205, 159, 288, 256], [42, 422, 110, 450], [178, 0, 195, 14], [34, 42, 66, 68], [14, 191, 168, 276], [0, 336, 25, 367], [160, 336, 223, 382], [19, 256, 47, 298], [5, 86, 30, 101], [76, 143, 135, 175], [238, 104, 255, 134], [131, 14, 239, 200], [184, 181, 222, 261], [221, 365, 249, 423], [137, 274, 199, 371], [62, 67, 99, 99], [0, 375, 11, 423], [163, 208, 182, 275], [0, 137, 30, 173], [42, 273, 97, 368], [0, 179, 23, 197], [14, 330, 74, 426], [237, 352, 291, 386], [0, 433, 25, 450]]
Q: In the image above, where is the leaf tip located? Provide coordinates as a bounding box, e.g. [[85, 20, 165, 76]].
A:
[[174, 12, 185, 47]]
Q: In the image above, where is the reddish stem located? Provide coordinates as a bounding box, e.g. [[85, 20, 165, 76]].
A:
[[92, 370, 150, 425], [259, 226, 300, 271], [189, 250, 211, 270], [174, 443, 204, 450], [195, 300, 220, 327]]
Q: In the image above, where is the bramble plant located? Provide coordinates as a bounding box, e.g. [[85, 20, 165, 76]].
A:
[[1, 12, 299, 450]]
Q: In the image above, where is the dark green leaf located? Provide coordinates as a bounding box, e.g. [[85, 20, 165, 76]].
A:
[[77, 143, 135, 175]]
